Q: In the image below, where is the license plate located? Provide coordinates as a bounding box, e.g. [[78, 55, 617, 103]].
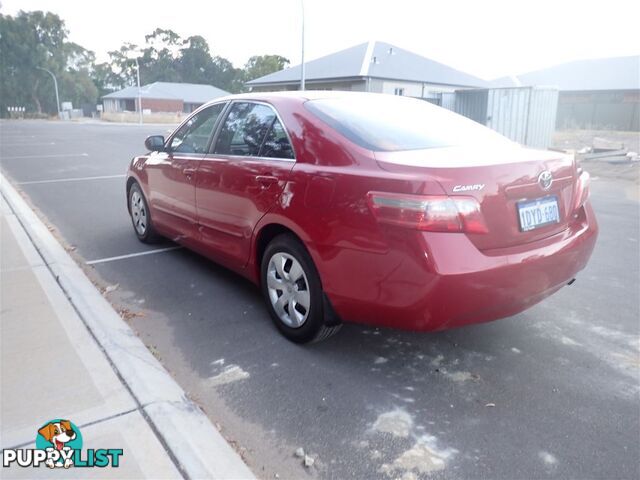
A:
[[517, 196, 560, 232]]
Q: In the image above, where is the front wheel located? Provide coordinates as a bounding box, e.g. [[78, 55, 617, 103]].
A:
[[261, 234, 341, 343], [128, 182, 160, 243]]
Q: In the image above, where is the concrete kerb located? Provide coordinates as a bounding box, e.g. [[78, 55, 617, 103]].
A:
[[0, 172, 255, 480]]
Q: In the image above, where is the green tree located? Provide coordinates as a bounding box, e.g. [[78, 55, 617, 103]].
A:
[[102, 29, 246, 93], [0, 10, 290, 116], [85, 26, 277, 97], [243, 55, 290, 82], [62, 42, 98, 108], [98, 42, 143, 91], [211, 55, 244, 93], [178, 35, 244, 92], [140, 28, 182, 83], [0, 10, 98, 116], [92, 61, 120, 97], [179, 35, 213, 84]]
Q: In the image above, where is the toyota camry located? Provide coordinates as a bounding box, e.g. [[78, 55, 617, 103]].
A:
[[126, 91, 598, 343]]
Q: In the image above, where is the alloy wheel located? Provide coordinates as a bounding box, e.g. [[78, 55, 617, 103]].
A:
[[266, 252, 311, 328], [130, 190, 147, 235]]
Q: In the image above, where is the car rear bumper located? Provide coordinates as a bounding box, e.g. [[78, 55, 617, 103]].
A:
[[319, 202, 598, 331]]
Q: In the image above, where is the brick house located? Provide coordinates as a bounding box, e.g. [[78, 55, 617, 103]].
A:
[[102, 82, 229, 114]]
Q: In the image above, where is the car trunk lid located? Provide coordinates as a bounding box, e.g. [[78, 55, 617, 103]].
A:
[[375, 146, 577, 251]]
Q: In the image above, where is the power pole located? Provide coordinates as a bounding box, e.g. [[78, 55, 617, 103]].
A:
[[135, 58, 143, 124]]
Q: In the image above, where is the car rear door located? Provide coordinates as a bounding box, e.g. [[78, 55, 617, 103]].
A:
[[195, 101, 295, 267], [145, 103, 225, 239]]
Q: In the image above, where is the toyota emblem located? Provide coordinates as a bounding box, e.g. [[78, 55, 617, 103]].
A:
[[538, 170, 553, 190]]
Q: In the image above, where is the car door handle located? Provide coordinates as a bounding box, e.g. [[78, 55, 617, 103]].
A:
[[183, 168, 197, 179], [255, 175, 279, 188]]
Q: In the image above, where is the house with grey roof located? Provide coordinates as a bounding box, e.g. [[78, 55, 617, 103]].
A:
[[491, 55, 640, 130], [102, 82, 229, 114], [246, 41, 488, 103]]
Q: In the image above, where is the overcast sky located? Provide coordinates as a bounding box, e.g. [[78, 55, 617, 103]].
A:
[[3, 0, 639, 80]]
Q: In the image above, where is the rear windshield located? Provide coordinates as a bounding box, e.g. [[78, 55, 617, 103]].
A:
[[304, 95, 513, 152]]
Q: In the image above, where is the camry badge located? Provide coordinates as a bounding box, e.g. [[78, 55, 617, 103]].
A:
[[538, 171, 553, 190], [452, 184, 485, 193]]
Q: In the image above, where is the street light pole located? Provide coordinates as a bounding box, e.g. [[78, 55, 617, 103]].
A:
[[300, 0, 306, 91], [36, 67, 61, 119], [134, 58, 143, 124]]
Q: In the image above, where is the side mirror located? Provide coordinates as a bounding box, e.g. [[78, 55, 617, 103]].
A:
[[145, 135, 165, 152]]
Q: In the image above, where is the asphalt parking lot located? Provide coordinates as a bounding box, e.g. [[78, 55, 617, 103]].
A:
[[2, 120, 639, 480]]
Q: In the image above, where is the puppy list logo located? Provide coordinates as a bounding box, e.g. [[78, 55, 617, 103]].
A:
[[36, 419, 82, 468], [2, 419, 123, 469]]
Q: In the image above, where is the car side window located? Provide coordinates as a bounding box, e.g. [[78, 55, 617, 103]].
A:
[[259, 119, 294, 159], [170, 103, 225, 154], [213, 102, 277, 157]]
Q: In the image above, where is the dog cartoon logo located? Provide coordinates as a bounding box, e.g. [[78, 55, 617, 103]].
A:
[[35, 419, 83, 468], [3, 418, 122, 469]]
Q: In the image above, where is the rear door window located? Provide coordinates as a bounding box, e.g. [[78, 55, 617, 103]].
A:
[[213, 102, 277, 157], [259, 119, 295, 159]]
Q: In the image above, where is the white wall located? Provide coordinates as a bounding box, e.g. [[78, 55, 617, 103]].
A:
[[250, 79, 468, 98], [250, 80, 366, 92], [369, 79, 460, 98]]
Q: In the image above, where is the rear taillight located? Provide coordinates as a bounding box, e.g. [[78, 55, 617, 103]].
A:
[[367, 192, 488, 233], [573, 170, 591, 211]]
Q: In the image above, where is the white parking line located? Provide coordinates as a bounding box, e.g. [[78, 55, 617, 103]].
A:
[[86, 246, 183, 265], [18, 174, 125, 185], [1, 153, 88, 160], [1, 142, 57, 147]]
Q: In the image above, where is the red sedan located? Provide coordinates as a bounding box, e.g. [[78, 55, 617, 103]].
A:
[[126, 92, 598, 343]]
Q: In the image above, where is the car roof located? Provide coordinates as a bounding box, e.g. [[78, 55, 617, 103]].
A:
[[202, 90, 386, 107]]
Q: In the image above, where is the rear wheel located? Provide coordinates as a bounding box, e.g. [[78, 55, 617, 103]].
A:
[[128, 182, 160, 243], [261, 234, 341, 343]]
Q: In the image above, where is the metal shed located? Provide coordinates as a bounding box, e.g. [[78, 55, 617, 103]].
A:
[[443, 87, 559, 149], [440, 92, 456, 111]]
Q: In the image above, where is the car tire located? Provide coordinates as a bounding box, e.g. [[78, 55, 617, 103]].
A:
[[128, 182, 160, 243], [261, 234, 341, 343]]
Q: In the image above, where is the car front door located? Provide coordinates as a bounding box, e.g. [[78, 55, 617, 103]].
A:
[[195, 101, 296, 267], [145, 103, 225, 240]]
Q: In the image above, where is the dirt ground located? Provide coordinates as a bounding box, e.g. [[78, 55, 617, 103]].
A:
[[552, 129, 640, 184], [552, 129, 640, 153]]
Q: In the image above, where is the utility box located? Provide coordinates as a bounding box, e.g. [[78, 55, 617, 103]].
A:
[[444, 87, 559, 149]]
